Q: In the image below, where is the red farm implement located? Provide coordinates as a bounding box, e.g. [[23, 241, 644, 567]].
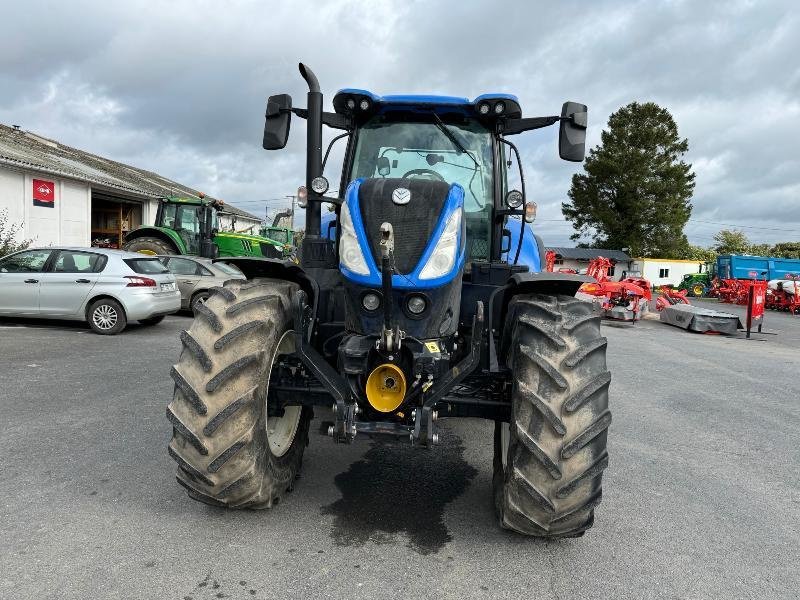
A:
[[766, 277, 800, 314], [655, 285, 690, 312], [580, 256, 652, 322]]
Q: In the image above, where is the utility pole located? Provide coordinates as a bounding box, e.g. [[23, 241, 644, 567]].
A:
[[285, 195, 297, 229]]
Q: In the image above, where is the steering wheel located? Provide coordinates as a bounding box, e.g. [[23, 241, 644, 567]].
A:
[[402, 168, 446, 182]]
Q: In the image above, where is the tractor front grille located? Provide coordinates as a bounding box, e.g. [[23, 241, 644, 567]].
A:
[[358, 178, 450, 275]]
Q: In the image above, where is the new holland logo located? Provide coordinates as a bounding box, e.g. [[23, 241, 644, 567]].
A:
[[391, 187, 411, 205]]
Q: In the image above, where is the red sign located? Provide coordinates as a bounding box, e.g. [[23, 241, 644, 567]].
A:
[[33, 179, 55, 207], [745, 280, 768, 338], [750, 283, 766, 320]]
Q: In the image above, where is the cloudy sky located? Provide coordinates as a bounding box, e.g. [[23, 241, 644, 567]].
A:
[[1, 0, 797, 247]]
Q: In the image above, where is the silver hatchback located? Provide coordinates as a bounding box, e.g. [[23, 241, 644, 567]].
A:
[[0, 247, 181, 334]]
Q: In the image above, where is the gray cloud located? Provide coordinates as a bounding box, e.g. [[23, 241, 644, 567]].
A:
[[1, 0, 797, 247]]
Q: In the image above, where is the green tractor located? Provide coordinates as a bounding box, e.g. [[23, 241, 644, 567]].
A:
[[259, 209, 295, 249], [123, 196, 291, 259], [166, 64, 611, 538], [676, 262, 715, 297]]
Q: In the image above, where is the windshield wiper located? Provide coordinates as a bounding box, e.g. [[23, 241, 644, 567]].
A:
[[432, 114, 484, 208], [433, 114, 475, 164]]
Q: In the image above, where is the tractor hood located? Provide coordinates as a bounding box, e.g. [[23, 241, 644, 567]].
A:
[[338, 178, 465, 289]]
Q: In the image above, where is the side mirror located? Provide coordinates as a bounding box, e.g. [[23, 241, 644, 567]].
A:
[[263, 94, 292, 150], [559, 101, 587, 162], [377, 156, 391, 177]]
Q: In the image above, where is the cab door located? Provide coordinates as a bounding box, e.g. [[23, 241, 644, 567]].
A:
[[0, 249, 54, 315], [38, 250, 105, 316]]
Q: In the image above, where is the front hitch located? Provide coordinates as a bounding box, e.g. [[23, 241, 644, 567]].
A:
[[378, 222, 402, 352]]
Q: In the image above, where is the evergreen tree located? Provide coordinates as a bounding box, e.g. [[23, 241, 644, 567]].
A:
[[563, 102, 695, 257]]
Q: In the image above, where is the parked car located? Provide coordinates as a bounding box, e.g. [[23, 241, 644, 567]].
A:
[[0, 247, 181, 334], [157, 255, 245, 310]]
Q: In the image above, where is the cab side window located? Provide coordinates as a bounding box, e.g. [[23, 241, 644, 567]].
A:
[[0, 250, 52, 273]]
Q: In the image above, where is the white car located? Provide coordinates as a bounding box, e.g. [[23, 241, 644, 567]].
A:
[[0, 247, 181, 334]]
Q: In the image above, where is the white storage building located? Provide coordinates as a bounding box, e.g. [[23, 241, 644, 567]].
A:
[[630, 258, 706, 287], [0, 124, 261, 249]]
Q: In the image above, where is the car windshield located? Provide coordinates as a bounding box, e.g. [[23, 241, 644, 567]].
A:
[[351, 117, 494, 260]]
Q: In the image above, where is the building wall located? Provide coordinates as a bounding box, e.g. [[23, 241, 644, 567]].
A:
[[632, 259, 705, 287], [218, 213, 261, 234], [0, 166, 91, 247]]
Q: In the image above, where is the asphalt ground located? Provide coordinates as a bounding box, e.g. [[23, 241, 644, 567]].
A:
[[1, 300, 798, 599]]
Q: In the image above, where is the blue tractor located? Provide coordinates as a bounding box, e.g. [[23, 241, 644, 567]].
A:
[[167, 64, 611, 538]]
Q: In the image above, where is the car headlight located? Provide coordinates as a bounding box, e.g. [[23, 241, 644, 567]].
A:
[[339, 202, 370, 275], [419, 207, 462, 280]]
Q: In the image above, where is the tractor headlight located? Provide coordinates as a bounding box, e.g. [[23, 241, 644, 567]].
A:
[[362, 292, 381, 311], [419, 207, 462, 280], [406, 294, 427, 315], [339, 202, 370, 275], [311, 176, 329, 195]]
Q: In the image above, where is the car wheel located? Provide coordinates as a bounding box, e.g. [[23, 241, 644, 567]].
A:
[[191, 291, 210, 311], [88, 298, 127, 335]]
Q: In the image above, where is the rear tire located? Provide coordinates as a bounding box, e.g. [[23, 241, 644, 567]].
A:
[[167, 278, 311, 508], [692, 283, 705, 297], [494, 294, 611, 537], [87, 298, 127, 335], [123, 237, 175, 255]]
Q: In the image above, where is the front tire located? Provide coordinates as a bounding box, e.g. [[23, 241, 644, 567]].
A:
[[691, 283, 705, 297], [494, 294, 611, 537], [167, 278, 311, 508]]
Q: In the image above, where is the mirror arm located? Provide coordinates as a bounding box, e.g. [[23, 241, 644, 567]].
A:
[[500, 115, 560, 135], [291, 108, 351, 130]]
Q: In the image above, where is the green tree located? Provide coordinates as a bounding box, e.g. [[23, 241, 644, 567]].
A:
[[748, 243, 772, 257], [680, 244, 717, 263], [562, 101, 695, 257], [0, 209, 32, 257], [712, 229, 750, 255], [770, 242, 800, 259]]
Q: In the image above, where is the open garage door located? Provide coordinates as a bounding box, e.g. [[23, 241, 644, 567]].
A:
[[90, 191, 144, 249]]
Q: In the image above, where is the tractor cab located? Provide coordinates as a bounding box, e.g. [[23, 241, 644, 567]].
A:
[[154, 197, 219, 255]]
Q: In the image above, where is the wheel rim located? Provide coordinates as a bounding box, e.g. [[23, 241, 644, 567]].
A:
[[92, 304, 118, 330], [136, 249, 157, 255], [265, 330, 302, 457], [694, 284, 704, 296], [193, 294, 209, 309]]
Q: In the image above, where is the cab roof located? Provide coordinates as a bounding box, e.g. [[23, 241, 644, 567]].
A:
[[332, 89, 522, 119]]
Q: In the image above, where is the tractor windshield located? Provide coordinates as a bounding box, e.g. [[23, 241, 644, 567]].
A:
[[351, 117, 494, 260]]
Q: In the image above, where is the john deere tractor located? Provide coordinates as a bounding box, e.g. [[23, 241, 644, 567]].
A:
[[123, 195, 291, 259], [166, 64, 611, 538]]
